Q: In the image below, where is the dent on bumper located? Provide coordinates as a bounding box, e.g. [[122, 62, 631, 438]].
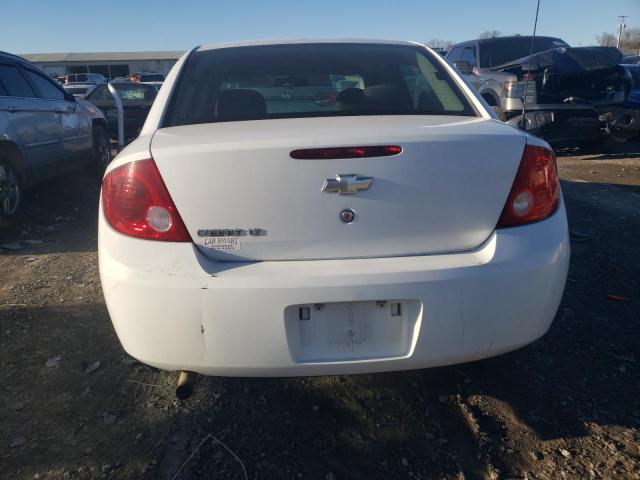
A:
[[99, 203, 570, 377]]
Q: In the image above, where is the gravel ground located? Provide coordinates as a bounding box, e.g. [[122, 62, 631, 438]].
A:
[[1, 142, 639, 480]]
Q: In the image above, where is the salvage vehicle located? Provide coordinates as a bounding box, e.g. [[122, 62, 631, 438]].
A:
[[0, 51, 110, 226], [85, 82, 157, 141], [99, 40, 570, 382], [446, 36, 640, 147]]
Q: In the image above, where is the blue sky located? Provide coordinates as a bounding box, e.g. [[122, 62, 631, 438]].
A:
[[1, 0, 638, 54]]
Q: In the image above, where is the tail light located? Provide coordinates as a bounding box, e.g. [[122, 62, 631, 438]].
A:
[[497, 145, 559, 228], [502, 80, 536, 101], [101, 159, 191, 242]]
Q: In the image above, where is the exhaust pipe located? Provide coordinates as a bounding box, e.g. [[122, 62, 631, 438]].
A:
[[176, 371, 197, 400]]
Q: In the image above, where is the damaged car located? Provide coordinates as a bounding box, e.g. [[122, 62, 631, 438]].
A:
[[447, 36, 640, 147]]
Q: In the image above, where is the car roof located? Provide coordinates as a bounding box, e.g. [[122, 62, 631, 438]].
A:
[[0, 50, 33, 66], [451, 36, 565, 48], [198, 38, 422, 52], [0, 51, 65, 80]]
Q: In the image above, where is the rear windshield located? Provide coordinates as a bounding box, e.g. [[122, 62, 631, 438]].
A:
[[163, 43, 476, 126], [479, 37, 570, 68], [87, 83, 157, 102]]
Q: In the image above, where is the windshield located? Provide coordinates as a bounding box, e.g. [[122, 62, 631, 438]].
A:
[[163, 43, 476, 126], [479, 37, 570, 68]]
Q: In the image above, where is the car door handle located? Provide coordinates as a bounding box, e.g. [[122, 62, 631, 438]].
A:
[[7, 106, 21, 113]]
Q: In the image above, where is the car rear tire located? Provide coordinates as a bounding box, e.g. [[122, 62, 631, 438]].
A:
[[0, 161, 24, 227], [93, 125, 111, 170]]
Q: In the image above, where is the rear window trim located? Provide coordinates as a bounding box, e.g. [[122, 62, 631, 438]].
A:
[[162, 109, 477, 126], [162, 43, 479, 127]]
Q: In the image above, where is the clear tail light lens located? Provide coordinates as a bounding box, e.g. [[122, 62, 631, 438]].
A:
[[497, 144, 559, 228], [101, 159, 191, 242], [502, 80, 536, 102]]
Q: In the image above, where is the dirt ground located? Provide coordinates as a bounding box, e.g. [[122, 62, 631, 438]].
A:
[[1, 141, 639, 480]]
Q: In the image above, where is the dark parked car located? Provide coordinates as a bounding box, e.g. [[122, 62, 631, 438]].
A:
[[84, 83, 157, 141], [622, 64, 640, 109], [620, 65, 640, 139], [622, 55, 640, 65]]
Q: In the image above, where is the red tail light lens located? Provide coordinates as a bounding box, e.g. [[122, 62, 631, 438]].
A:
[[497, 145, 559, 228], [291, 145, 402, 159], [102, 159, 191, 242]]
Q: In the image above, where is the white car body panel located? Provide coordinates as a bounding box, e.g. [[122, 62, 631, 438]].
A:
[[100, 40, 569, 376], [151, 116, 526, 261], [99, 195, 569, 376]]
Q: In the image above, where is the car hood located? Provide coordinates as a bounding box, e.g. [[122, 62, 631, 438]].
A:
[[492, 46, 622, 73]]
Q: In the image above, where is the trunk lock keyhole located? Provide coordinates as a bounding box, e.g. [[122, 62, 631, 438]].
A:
[[340, 209, 355, 223]]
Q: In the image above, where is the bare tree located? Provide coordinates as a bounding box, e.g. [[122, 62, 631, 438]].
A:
[[595, 32, 617, 46], [596, 28, 640, 52], [479, 30, 501, 39], [425, 39, 454, 50], [621, 27, 640, 51]]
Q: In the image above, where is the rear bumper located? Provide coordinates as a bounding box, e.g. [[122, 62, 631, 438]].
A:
[[506, 104, 604, 145], [99, 201, 570, 377]]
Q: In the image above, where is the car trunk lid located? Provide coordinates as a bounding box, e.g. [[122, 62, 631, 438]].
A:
[[150, 115, 526, 261]]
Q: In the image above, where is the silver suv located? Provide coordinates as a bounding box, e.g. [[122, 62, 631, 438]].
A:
[[0, 51, 110, 225]]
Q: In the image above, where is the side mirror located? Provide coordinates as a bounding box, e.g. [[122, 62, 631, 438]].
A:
[[64, 92, 76, 103], [453, 61, 473, 75]]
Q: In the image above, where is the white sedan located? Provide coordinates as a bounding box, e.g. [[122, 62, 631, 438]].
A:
[[98, 39, 570, 378]]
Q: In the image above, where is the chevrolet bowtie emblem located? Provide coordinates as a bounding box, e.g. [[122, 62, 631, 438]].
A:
[[322, 174, 373, 195]]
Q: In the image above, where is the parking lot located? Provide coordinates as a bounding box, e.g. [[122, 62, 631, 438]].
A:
[[0, 143, 638, 480]]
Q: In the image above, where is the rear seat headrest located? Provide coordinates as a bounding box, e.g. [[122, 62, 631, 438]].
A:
[[364, 85, 411, 110], [215, 89, 267, 118]]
